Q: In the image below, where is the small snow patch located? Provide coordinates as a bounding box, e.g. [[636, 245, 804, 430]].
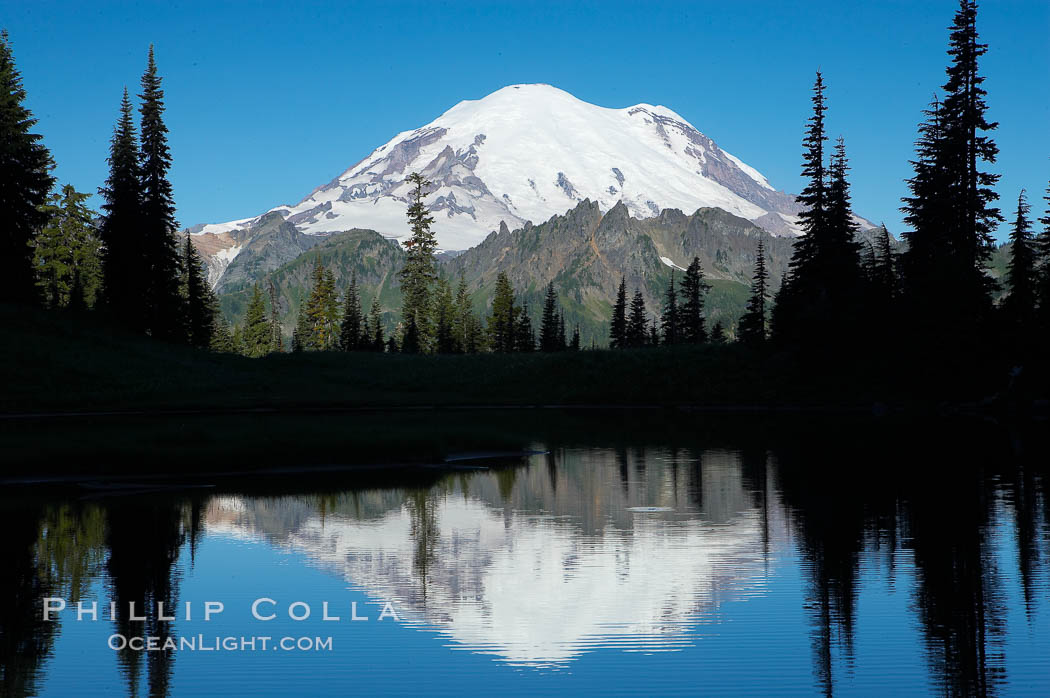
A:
[[660, 256, 686, 271]]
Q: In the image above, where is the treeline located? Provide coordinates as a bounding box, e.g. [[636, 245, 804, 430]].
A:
[[605, 0, 1050, 361], [276, 256, 580, 356], [608, 257, 728, 347], [0, 38, 226, 349]]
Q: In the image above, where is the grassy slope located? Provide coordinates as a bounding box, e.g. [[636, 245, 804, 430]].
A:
[[4, 303, 1003, 416], [2, 304, 1034, 474], [1, 303, 794, 413]]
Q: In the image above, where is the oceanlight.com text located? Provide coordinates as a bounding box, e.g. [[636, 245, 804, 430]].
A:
[[107, 634, 334, 652]]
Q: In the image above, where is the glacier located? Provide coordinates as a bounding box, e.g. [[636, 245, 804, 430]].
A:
[[192, 84, 809, 253]]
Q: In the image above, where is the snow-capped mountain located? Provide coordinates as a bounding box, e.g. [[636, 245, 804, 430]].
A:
[[192, 84, 807, 251]]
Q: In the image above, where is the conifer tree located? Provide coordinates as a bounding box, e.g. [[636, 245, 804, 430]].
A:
[[710, 320, 727, 344], [941, 0, 1001, 299], [453, 275, 471, 351], [661, 270, 679, 345], [773, 75, 863, 344], [570, 324, 581, 351], [900, 97, 949, 300], [738, 241, 770, 344], [679, 257, 710, 343], [399, 172, 437, 350], [648, 318, 659, 347], [872, 225, 897, 299], [267, 279, 282, 352], [401, 315, 420, 354], [230, 323, 245, 355], [291, 306, 309, 353], [69, 268, 87, 313], [303, 261, 325, 349], [901, 1, 1001, 337], [515, 300, 535, 352], [487, 271, 517, 353], [434, 277, 458, 353], [1003, 189, 1036, 335], [99, 88, 145, 329], [304, 260, 338, 350], [368, 296, 385, 351], [210, 312, 235, 353], [138, 46, 184, 341], [322, 269, 339, 350], [557, 312, 567, 351], [540, 282, 561, 352], [453, 275, 485, 353], [33, 185, 100, 309], [610, 277, 628, 348], [772, 71, 829, 344], [627, 289, 648, 348], [339, 273, 363, 351], [1036, 182, 1050, 336], [0, 31, 55, 303], [182, 235, 215, 348], [861, 239, 878, 284], [242, 284, 271, 358], [826, 138, 864, 277]]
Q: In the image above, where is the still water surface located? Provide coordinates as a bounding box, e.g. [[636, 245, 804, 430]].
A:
[[2, 415, 1049, 696]]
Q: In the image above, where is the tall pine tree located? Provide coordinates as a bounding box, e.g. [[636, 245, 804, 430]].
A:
[[487, 272, 517, 353], [367, 296, 385, 351], [210, 312, 235, 353], [399, 172, 438, 350], [339, 273, 363, 351], [138, 46, 184, 341], [679, 257, 711, 343], [901, 1, 1001, 340], [539, 282, 562, 352], [773, 71, 830, 344], [99, 88, 146, 330], [0, 31, 54, 304], [610, 277, 628, 348], [1036, 182, 1050, 339], [292, 305, 310, 353], [401, 315, 421, 354], [941, 0, 1001, 304], [1002, 190, 1036, 338], [772, 75, 862, 344], [515, 300, 535, 352], [453, 275, 483, 353], [267, 278, 282, 352], [303, 260, 338, 350], [737, 241, 770, 344], [434, 277, 458, 353], [242, 284, 271, 358], [660, 270, 679, 345], [182, 235, 215, 348], [627, 289, 648, 348]]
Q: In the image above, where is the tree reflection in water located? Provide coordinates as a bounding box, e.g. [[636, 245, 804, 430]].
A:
[[0, 417, 1048, 696]]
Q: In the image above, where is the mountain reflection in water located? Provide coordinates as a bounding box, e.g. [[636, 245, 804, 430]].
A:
[[1, 417, 1048, 696], [205, 449, 786, 666]]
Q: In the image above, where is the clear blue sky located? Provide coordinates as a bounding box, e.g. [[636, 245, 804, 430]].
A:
[[4, 0, 1048, 241]]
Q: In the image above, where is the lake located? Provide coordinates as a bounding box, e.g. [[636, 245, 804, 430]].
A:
[[2, 412, 1049, 696]]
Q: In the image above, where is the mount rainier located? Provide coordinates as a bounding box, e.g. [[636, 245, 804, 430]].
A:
[[190, 84, 832, 270]]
